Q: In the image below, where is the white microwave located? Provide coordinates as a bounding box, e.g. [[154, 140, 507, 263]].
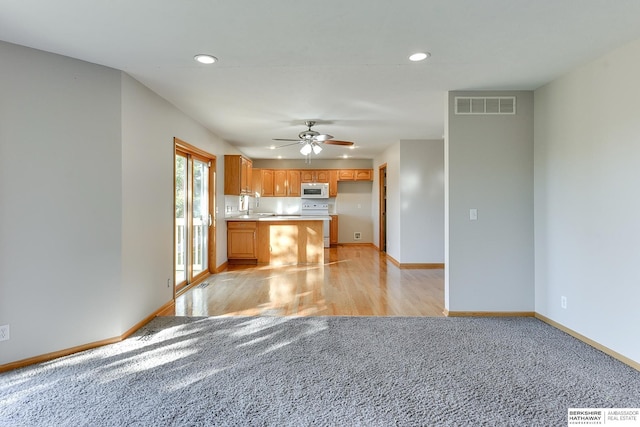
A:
[[301, 182, 329, 198]]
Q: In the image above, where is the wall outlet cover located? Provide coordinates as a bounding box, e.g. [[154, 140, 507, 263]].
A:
[[0, 324, 9, 342]]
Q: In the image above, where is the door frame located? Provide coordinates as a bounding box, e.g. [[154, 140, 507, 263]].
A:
[[174, 137, 216, 296], [378, 163, 387, 252]]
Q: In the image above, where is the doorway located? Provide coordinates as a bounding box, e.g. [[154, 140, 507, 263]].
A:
[[378, 164, 387, 252], [174, 138, 216, 294]]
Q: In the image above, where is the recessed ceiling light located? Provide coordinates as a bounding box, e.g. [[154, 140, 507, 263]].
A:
[[194, 54, 217, 64], [409, 52, 430, 62], [269, 145, 276, 150], [342, 154, 349, 159]]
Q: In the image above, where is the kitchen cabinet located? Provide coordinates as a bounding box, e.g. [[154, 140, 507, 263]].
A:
[[338, 169, 373, 181], [252, 169, 299, 197], [355, 169, 372, 181], [330, 215, 338, 246], [338, 169, 355, 181], [224, 155, 253, 195], [301, 170, 329, 183], [329, 170, 338, 197], [227, 221, 257, 263], [252, 169, 274, 197], [249, 168, 372, 197], [255, 219, 324, 264], [287, 170, 301, 196], [273, 170, 288, 196]]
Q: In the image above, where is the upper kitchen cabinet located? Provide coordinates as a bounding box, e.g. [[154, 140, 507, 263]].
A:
[[287, 170, 301, 197], [274, 170, 301, 197], [329, 170, 338, 197], [254, 169, 300, 197], [252, 169, 274, 197], [301, 170, 329, 183], [224, 155, 253, 195], [338, 169, 372, 181]]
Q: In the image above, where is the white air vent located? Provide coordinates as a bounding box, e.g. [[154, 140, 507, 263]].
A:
[[455, 96, 516, 115]]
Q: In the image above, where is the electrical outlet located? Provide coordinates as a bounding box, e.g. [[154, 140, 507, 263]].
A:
[[0, 324, 9, 342], [561, 296, 567, 309], [354, 232, 362, 240]]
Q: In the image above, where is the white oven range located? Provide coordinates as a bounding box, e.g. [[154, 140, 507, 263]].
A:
[[300, 199, 330, 248]]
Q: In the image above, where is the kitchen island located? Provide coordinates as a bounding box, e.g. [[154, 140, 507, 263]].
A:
[[226, 215, 330, 265]]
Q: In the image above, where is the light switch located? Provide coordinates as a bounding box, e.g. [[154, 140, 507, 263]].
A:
[[469, 208, 478, 221]]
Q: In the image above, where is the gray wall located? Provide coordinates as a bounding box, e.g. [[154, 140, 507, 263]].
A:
[[0, 41, 231, 365], [0, 42, 123, 363], [399, 140, 444, 263], [446, 91, 534, 312], [336, 181, 374, 243], [534, 38, 640, 363], [120, 74, 229, 330], [373, 140, 444, 263]]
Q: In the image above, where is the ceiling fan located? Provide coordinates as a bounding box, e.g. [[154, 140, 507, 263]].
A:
[[273, 121, 354, 156]]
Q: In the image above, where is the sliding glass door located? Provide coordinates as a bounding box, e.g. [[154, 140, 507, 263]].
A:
[[191, 158, 209, 278], [175, 152, 188, 285], [175, 139, 215, 293]]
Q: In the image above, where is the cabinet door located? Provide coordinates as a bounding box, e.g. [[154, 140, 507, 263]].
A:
[[225, 155, 253, 195], [329, 170, 338, 197], [355, 169, 372, 181], [241, 157, 253, 194], [315, 170, 329, 183], [338, 169, 355, 181], [273, 170, 288, 196], [252, 168, 262, 196], [330, 215, 338, 245], [300, 170, 315, 182], [287, 170, 301, 196], [261, 169, 274, 197], [224, 155, 242, 195], [227, 222, 257, 259]]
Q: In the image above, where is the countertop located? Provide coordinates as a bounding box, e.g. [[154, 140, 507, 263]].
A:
[[225, 214, 332, 222]]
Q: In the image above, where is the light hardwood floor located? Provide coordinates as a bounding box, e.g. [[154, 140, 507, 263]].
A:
[[170, 245, 444, 317]]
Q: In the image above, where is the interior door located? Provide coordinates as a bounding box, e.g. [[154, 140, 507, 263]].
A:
[[379, 164, 387, 252]]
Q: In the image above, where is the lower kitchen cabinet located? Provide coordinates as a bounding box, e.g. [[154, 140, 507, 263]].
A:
[[227, 221, 257, 264], [330, 215, 338, 246]]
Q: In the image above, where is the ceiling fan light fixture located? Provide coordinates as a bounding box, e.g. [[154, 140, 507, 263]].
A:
[[312, 143, 322, 154], [409, 52, 430, 62], [194, 54, 218, 64], [300, 143, 312, 156]]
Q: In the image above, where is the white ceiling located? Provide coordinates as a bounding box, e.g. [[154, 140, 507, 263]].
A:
[[2, 1, 640, 160]]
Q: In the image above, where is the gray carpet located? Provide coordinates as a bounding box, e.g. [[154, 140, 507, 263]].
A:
[[1, 316, 639, 426]]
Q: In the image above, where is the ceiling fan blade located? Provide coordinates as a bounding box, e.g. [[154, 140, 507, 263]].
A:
[[314, 133, 334, 142], [323, 140, 354, 146], [275, 141, 303, 148], [273, 138, 301, 142]]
